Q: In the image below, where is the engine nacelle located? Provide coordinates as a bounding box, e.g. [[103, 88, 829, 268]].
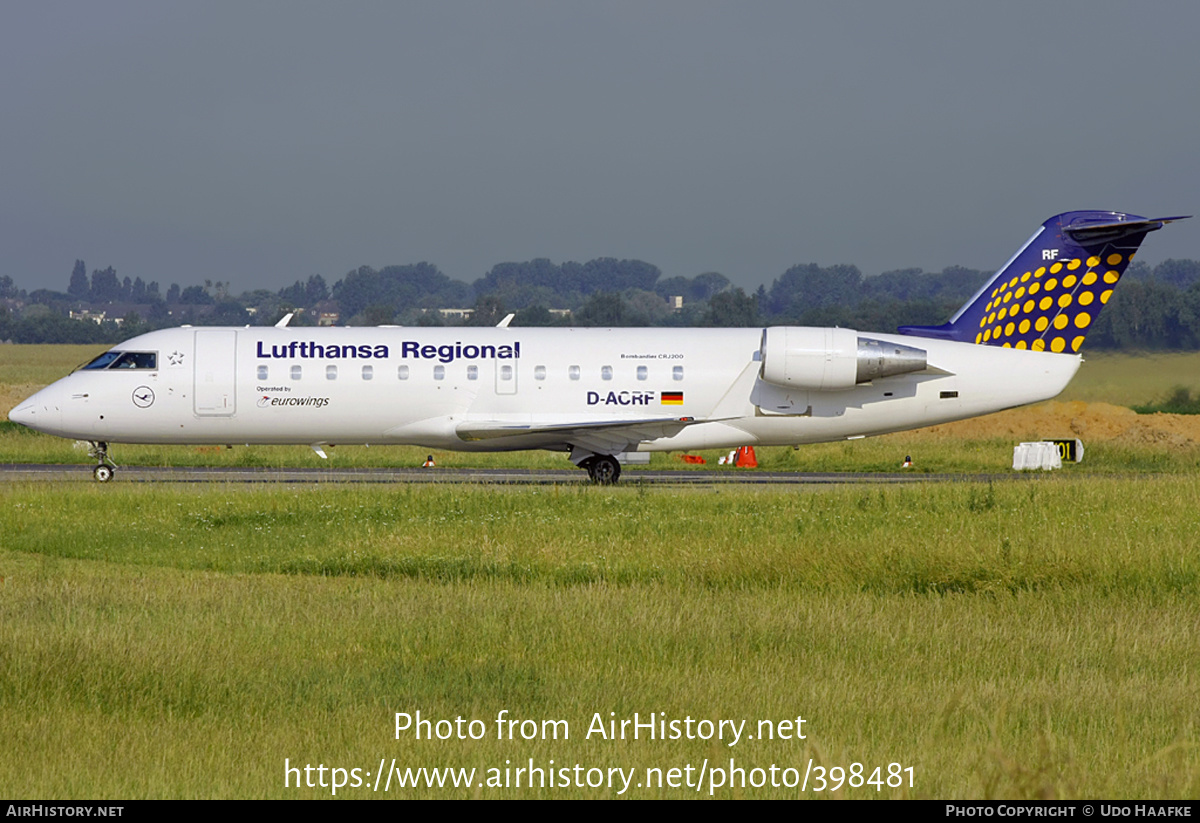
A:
[[759, 327, 927, 391]]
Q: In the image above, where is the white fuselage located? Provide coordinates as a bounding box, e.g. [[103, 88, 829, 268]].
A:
[[10, 325, 1080, 454]]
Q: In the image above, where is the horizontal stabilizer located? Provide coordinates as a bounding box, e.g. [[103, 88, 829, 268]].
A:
[[1063, 215, 1189, 245]]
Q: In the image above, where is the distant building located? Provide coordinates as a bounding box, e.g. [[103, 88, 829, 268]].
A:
[[70, 310, 107, 324], [668, 295, 684, 310]]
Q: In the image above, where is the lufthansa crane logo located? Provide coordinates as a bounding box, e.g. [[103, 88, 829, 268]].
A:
[[132, 386, 155, 408]]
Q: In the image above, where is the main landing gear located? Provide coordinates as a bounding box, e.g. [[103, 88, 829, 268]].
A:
[[88, 441, 116, 483], [580, 454, 621, 484]]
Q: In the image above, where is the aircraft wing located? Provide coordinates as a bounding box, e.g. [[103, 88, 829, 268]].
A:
[[456, 415, 708, 454]]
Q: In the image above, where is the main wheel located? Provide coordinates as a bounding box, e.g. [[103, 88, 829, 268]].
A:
[[93, 464, 114, 483], [586, 455, 621, 484]]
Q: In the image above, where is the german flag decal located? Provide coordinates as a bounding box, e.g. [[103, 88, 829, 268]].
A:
[[661, 391, 683, 405]]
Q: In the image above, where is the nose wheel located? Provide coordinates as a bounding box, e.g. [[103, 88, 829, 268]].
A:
[[87, 441, 117, 482]]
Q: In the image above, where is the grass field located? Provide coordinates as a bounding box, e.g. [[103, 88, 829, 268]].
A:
[[1, 344, 1198, 798]]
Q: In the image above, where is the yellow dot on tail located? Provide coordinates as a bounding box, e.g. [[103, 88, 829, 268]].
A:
[[1021, 272, 1031, 282], [1016, 340, 1027, 349], [989, 312, 997, 323], [975, 333, 982, 344], [979, 316, 987, 328], [991, 287, 999, 298], [1087, 256, 1100, 267], [1058, 294, 1073, 308], [1039, 296, 1053, 311], [1050, 262, 1063, 274], [1019, 319, 1030, 333], [1063, 274, 1077, 288], [1072, 336, 1085, 351], [1101, 289, 1113, 304], [1051, 337, 1066, 353], [1023, 299, 1035, 313], [1029, 282, 1041, 295], [1003, 292, 1013, 304], [1002, 342, 1011, 348], [1015, 286, 1025, 299], [1005, 322, 1015, 336], [1104, 271, 1120, 284], [1107, 253, 1122, 265], [1009, 303, 1021, 317], [1008, 277, 1018, 288], [998, 307, 1008, 320], [984, 328, 992, 342], [1082, 271, 1097, 285], [1079, 291, 1094, 306], [1032, 339, 1046, 351], [1054, 314, 1069, 330], [1075, 312, 1091, 328], [1036, 316, 1049, 332], [1045, 278, 1058, 291], [1035, 267, 1046, 277], [1067, 259, 1081, 270]]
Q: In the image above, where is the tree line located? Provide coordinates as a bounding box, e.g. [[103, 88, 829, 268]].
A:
[[2, 256, 1199, 349]]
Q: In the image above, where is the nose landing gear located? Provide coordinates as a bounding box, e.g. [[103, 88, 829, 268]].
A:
[[87, 441, 117, 482]]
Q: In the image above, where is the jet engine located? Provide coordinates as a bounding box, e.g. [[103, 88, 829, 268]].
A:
[[759, 327, 927, 391]]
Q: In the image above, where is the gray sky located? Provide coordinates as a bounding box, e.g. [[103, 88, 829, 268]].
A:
[[3, 1, 1198, 295]]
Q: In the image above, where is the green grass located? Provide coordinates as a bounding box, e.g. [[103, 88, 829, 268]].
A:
[[2, 479, 1199, 798], [4, 345, 1200, 798], [1058, 351, 1200, 407]]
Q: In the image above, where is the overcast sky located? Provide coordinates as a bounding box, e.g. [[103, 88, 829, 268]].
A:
[[3, 1, 1198, 295]]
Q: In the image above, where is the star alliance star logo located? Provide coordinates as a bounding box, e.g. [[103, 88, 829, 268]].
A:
[[168, 350, 184, 366]]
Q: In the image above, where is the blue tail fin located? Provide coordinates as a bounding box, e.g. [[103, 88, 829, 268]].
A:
[[897, 211, 1189, 352]]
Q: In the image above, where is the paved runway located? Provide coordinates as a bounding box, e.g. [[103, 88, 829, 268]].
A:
[[0, 463, 1007, 485]]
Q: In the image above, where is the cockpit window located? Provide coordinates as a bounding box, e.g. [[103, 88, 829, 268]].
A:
[[81, 351, 157, 370], [81, 352, 122, 370]]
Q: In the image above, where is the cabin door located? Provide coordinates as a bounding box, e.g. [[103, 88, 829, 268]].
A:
[[193, 330, 238, 416]]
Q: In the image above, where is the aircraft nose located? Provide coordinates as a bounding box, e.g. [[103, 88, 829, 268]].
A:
[[8, 401, 36, 427], [7, 389, 62, 434]]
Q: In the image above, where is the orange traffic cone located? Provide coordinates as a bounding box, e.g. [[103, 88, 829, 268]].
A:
[[734, 446, 758, 468]]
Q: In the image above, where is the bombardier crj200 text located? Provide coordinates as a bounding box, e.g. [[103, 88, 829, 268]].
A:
[[9, 211, 1187, 482]]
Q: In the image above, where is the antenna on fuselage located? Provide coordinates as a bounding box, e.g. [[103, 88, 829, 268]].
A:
[[275, 312, 294, 328], [496, 313, 515, 328]]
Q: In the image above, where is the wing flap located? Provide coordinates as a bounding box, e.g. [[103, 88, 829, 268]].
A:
[[457, 414, 699, 441]]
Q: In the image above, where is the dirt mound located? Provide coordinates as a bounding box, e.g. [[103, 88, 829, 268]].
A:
[[909, 400, 1200, 446]]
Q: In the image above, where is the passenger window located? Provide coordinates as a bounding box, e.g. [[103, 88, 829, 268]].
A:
[[534, 365, 546, 380], [467, 365, 478, 381], [601, 366, 613, 381], [434, 365, 445, 380], [361, 365, 373, 381], [327, 365, 338, 380], [257, 365, 268, 380], [291, 365, 302, 380], [500, 365, 513, 381], [637, 365, 648, 381], [398, 365, 410, 380], [673, 366, 684, 381], [569, 365, 580, 381]]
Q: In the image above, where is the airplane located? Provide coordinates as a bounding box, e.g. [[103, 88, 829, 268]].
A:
[[7, 210, 1188, 483]]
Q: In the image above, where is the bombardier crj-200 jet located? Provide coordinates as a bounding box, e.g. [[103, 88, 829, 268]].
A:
[[9, 211, 1187, 482]]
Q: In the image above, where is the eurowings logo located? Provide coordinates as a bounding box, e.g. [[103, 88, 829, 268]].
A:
[[258, 395, 330, 409]]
